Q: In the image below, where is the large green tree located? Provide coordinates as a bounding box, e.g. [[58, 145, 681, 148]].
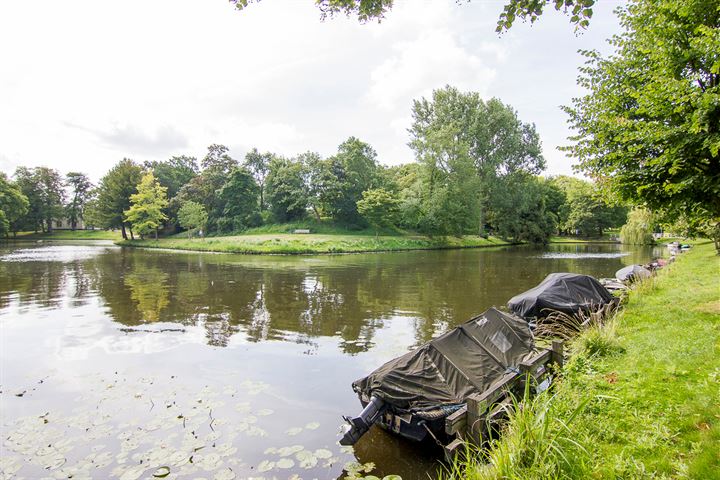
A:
[[177, 201, 208, 238], [88, 159, 143, 240], [13, 167, 64, 233], [65, 172, 93, 230], [0, 172, 29, 237], [356, 188, 399, 236], [319, 137, 379, 225], [124, 172, 169, 240], [551, 176, 627, 236], [244, 148, 273, 211], [216, 167, 261, 232], [145, 155, 198, 199], [564, 0, 720, 250], [265, 157, 308, 222], [410, 86, 544, 236]]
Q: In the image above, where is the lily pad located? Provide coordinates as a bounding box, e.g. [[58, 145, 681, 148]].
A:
[[276, 458, 295, 469], [314, 448, 333, 459], [152, 466, 171, 478], [285, 427, 303, 436], [257, 460, 275, 473], [304, 422, 320, 430]]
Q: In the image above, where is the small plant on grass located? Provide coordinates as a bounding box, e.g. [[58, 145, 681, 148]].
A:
[[534, 302, 619, 341], [177, 201, 208, 239]]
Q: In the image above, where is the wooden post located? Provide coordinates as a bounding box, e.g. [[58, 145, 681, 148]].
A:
[[551, 340, 564, 367]]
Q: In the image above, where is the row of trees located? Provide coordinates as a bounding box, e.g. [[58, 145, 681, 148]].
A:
[[1, 87, 630, 243]]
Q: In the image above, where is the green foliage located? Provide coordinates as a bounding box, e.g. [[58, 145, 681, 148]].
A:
[[124, 172, 169, 239], [244, 148, 273, 211], [619, 208, 654, 245], [319, 137, 379, 225], [551, 176, 627, 236], [0, 172, 29, 237], [177, 201, 208, 238], [487, 174, 555, 244], [216, 167, 261, 232], [356, 188, 399, 234], [65, 172, 93, 230], [497, 0, 594, 32], [12, 166, 65, 233], [265, 157, 308, 222], [87, 159, 143, 239], [145, 155, 198, 199], [564, 0, 720, 250], [409, 86, 544, 236]]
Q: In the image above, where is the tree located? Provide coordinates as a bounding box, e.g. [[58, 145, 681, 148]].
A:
[[244, 148, 273, 211], [216, 167, 261, 232], [177, 201, 208, 238], [124, 172, 169, 240], [266, 157, 308, 222], [487, 174, 555, 244], [551, 176, 627, 236], [620, 208, 655, 245], [12, 167, 64, 233], [65, 172, 93, 230], [0, 172, 29, 237], [297, 151, 325, 220], [356, 188, 399, 236], [145, 156, 199, 199], [320, 137, 379, 225], [201, 144, 238, 176], [563, 0, 720, 251], [88, 159, 143, 240], [409, 86, 544, 235]]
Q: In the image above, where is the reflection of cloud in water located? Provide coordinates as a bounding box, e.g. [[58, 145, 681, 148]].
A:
[[55, 321, 209, 360], [1, 245, 115, 262], [537, 252, 630, 259]]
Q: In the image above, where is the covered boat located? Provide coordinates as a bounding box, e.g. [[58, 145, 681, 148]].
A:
[[340, 307, 534, 445], [508, 272, 616, 321], [616, 265, 652, 283]]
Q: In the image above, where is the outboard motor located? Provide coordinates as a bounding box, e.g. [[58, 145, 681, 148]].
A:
[[339, 396, 386, 446]]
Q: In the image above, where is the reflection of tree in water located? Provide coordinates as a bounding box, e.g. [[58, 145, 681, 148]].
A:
[[4, 243, 658, 349], [124, 264, 170, 322], [0, 259, 66, 310]]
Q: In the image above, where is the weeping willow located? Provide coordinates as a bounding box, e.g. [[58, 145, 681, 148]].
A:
[[620, 208, 654, 245]]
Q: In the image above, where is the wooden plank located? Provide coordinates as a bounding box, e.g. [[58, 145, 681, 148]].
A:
[[445, 406, 467, 435], [444, 438, 465, 463], [467, 370, 519, 417]]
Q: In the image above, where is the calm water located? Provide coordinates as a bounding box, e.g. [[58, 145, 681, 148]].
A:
[[0, 241, 661, 480]]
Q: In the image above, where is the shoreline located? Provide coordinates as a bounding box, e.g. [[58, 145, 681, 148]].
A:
[[448, 241, 719, 479]]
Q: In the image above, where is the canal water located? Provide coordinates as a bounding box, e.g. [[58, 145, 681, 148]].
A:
[[0, 241, 661, 480]]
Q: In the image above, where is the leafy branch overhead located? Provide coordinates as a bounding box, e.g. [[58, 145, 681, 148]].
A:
[[228, 0, 595, 31]]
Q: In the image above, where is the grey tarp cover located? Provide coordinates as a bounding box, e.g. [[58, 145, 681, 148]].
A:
[[507, 272, 615, 320], [352, 308, 534, 411], [616, 265, 652, 282]]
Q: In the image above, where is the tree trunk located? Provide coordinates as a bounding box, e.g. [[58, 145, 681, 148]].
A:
[[155, 228, 158, 241], [129, 225, 135, 240], [312, 206, 321, 221], [121, 224, 128, 240]]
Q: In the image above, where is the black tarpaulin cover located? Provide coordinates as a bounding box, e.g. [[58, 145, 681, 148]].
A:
[[507, 272, 615, 320], [352, 308, 534, 411]]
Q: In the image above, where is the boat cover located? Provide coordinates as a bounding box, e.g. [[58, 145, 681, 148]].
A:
[[507, 272, 615, 320], [351, 308, 534, 411], [616, 265, 651, 282]]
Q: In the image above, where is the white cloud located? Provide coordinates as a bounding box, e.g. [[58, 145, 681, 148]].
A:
[[0, 0, 622, 180]]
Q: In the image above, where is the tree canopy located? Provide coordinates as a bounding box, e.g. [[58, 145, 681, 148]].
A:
[[124, 172, 169, 240], [65, 172, 93, 230], [0, 172, 29, 237], [88, 159, 143, 240], [564, 0, 720, 249]]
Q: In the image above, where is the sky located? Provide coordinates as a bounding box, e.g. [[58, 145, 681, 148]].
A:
[[0, 0, 624, 182]]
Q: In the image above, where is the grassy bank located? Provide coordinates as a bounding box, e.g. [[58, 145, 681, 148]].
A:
[[116, 233, 512, 254], [448, 242, 719, 479], [9, 230, 122, 240]]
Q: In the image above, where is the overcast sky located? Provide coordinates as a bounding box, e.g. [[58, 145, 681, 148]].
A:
[[0, 0, 623, 182]]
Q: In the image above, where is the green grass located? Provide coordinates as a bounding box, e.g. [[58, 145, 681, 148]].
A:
[[117, 233, 512, 254], [9, 230, 122, 240], [548, 235, 618, 244], [447, 242, 720, 479]]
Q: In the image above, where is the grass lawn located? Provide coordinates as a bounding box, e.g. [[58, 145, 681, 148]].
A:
[[116, 233, 512, 254], [10, 230, 122, 240], [447, 241, 719, 479]]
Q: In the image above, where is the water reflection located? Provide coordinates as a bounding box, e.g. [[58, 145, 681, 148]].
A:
[[0, 241, 662, 479], [1, 242, 661, 352]]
